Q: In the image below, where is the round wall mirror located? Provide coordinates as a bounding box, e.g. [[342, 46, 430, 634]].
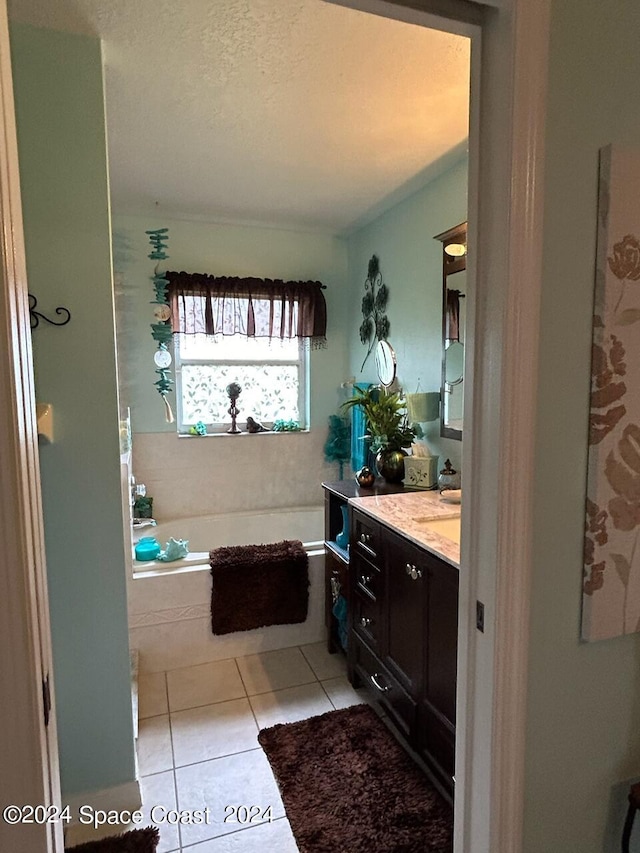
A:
[[375, 340, 397, 387]]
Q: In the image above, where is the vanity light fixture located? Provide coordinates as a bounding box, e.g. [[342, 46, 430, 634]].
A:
[[444, 242, 466, 257]]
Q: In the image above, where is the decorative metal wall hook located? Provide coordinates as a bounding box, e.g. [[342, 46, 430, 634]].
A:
[[29, 294, 71, 329]]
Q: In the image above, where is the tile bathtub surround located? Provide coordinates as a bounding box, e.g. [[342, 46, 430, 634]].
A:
[[132, 430, 339, 520], [134, 642, 368, 851]]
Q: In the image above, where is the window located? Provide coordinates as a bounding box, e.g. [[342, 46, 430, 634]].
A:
[[175, 328, 307, 432], [167, 272, 326, 434]]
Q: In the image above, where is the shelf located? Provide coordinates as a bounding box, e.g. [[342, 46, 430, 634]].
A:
[[325, 540, 349, 564]]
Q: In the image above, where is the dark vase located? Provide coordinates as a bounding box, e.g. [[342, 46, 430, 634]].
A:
[[375, 448, 407, 483]]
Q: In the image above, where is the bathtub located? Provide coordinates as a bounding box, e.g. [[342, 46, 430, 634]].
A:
[[127, 506, 326, 673]]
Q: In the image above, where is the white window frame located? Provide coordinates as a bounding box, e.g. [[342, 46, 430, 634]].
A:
[[174, 333, 309, 434]]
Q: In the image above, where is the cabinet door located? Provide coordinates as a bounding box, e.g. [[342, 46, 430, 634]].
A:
[[426, 557, 458, 726], [383, 530, 427, 697], [420, 554, 458, 791]]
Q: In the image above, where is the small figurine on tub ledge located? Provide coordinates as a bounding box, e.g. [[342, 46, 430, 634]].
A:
[[157, 537, 190, 562], [246, 416, 267, 433]]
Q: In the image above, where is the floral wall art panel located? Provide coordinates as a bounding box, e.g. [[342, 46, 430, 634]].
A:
[[582, 145, 640, 641]]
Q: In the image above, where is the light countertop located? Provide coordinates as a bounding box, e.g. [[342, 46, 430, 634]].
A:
[[349, 490, 461, 568]]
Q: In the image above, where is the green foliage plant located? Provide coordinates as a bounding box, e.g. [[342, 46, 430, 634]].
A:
[[341, 386, 415, 453]]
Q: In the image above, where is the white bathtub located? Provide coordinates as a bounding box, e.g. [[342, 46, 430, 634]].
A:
[[127, 507, 326, 673]]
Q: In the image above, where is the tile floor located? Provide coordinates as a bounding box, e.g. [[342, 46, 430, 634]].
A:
[[135, 642, 373, 852]]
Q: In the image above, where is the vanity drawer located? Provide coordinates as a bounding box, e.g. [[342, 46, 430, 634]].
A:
[[353, 589, 382, 652], [352, 510, 381, 566], [352, 634, 416, 739], [354, 555, 382, 601]]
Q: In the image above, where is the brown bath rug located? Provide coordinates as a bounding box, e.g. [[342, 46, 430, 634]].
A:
[[210, 539, 309, 635], [258, 703, 453, 853], [65, 826, 159, 853]]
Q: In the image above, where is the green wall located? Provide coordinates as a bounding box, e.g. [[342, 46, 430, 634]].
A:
[[346, 156, 468, 470], [525, 1, 640, 850], [11, 25, 136, 797]]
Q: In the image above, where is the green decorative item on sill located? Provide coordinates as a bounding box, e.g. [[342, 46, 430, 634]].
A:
[[146, 227, 174, 423], [273, 419, 302, 432], [189, 421, 207, 436]]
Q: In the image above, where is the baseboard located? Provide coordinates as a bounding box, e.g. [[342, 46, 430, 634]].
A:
[[65, 779, 142, 828]]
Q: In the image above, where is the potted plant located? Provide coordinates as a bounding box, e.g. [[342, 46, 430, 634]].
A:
[[341, 386, 415, 483]]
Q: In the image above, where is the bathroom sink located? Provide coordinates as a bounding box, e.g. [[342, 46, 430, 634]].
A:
[[413, 515, 461, 545]]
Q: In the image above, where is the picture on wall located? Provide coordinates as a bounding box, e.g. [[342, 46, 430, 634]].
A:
[[582, 144, 640, 641]]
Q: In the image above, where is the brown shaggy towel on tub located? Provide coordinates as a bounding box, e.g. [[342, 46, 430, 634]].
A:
[[210, 539, 309, 635]]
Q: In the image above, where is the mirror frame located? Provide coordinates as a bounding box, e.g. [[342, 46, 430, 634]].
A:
[[435, 221, 467, 441]]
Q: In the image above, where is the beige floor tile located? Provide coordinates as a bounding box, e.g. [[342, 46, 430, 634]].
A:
[[139, 769, 180, 853], [236, 647, 316, 696], [137, 714, 173, 776], [138, 671, 168, 719], [300, 642, 347, 680], [175, 750, 285, 847], [250, 682, 333, 730], [181, 816, 298, 851], [167, 659, 246, 712], [320, 675, 372, 711], [172, 698, 259, 767]]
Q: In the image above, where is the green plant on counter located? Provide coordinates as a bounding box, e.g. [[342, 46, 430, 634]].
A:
[[341, 385, 415, 453]]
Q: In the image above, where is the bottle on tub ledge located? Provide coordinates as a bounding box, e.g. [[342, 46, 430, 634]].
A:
[[134, 536, 161, 562]]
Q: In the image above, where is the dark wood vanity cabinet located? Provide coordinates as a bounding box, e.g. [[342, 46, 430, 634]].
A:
[[322, 480, 404, 654], [348, 507, 459, 795]]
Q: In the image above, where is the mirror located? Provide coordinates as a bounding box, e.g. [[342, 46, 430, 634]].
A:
[[375, 339, 397, 388], [435, 222, 467, 440]]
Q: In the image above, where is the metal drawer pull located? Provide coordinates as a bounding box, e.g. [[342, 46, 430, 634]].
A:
[[406, 563, 422, 581], [360, 532, 372, 545], [360, 616, 371, 628], [370, 673, 390, 692], [360, 575, 373, 586]]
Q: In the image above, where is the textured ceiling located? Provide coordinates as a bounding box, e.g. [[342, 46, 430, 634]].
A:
[[8, 0, 470, 233]]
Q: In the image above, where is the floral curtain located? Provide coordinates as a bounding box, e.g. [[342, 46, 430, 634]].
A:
[[166, 271, 327, 348]]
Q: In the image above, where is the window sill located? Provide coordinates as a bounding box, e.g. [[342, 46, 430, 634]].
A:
[[177, 429, 310, 439]]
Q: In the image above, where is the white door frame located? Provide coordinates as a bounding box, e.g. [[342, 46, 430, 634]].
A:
[[0, 1, 63, 851], [0, 0, 548, 850], [326, 2, 549, 851]]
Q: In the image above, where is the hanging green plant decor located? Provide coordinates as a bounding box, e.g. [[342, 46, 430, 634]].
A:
[[359, 254, 389, 371], [146, 227, 174, 423]]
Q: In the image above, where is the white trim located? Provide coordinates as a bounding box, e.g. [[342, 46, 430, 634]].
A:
[[0, 2, 62, 851], [490, 0, 550, 849]]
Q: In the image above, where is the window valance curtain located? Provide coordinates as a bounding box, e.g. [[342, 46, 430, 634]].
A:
[[167, 271, 327, 348]]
